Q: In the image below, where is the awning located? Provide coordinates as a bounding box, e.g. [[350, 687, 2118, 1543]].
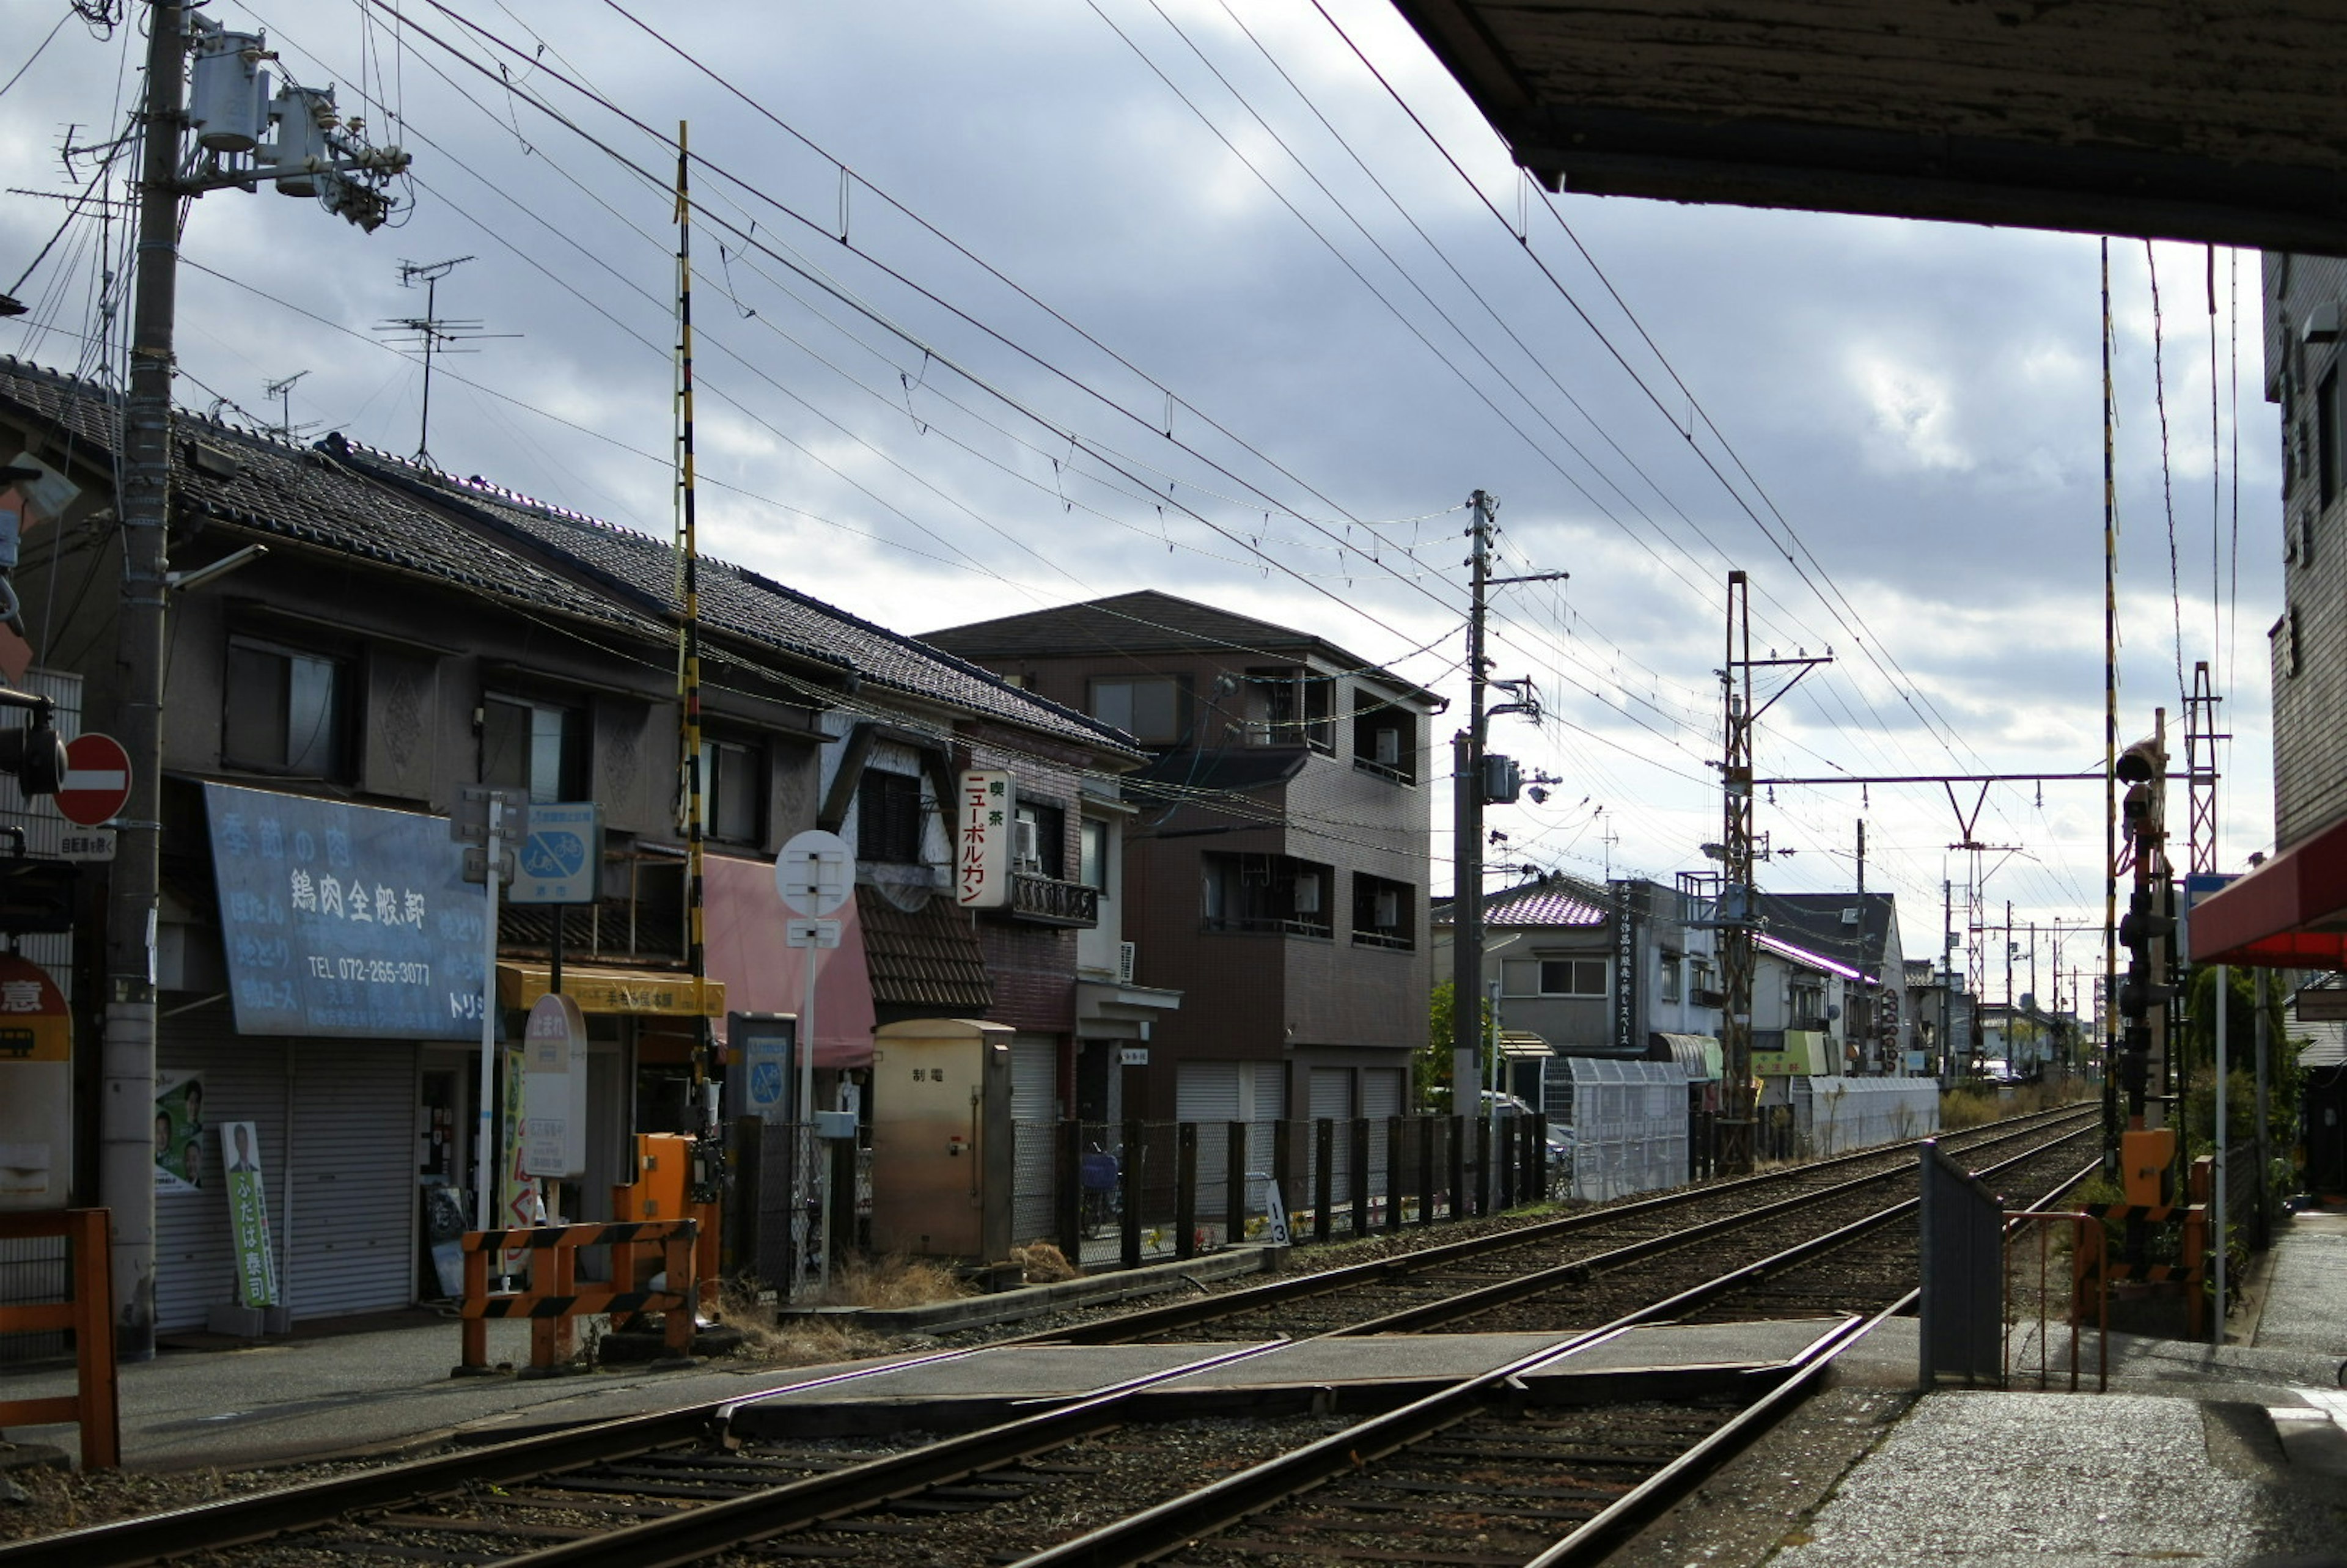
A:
[[702, 853, 876, 1069], [1652, 1031, 1722, 1082], [2185, 815, 2347, 968], [498, 964, 724, 1017], [1496, 1030, 1551, 1060]]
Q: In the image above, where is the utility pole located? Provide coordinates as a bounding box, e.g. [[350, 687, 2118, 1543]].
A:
[[1449, 490, 1561, 1204], [1941, 877, 1956, 1083], [1854, 818, 1871, 1073], [2183, 659, 2225, 875], [105, 2, 408, 1356], [1716, 571, 1827, 1172]]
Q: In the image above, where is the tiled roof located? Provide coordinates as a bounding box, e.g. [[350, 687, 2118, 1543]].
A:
[[1478, 884, 1610, 928], [339, 445, 1140, 757], [0, 358, 658, 637], [1761, 892, 1898, 967], [856, 886, 993, 1011], [922, 590, 1442, 706]]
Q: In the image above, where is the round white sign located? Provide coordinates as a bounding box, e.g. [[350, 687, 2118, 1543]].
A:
[[775, 829, 856, 918]]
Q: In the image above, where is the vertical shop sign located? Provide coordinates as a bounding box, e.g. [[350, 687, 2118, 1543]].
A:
[[957, 769, 1012, 907], [498, 1045, 536, 1280], [219, 1121, 279, 1308]]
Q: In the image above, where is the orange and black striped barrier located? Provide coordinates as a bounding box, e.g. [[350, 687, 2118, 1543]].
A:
[[455, 1218, 699, 1376], [0, 1207, 117, 1467]]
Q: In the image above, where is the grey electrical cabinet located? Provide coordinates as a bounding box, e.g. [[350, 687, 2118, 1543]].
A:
[[869, 1018, 1013, 1261]]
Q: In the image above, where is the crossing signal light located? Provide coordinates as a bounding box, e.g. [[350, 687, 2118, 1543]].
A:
[[0, 717, 65, 798]]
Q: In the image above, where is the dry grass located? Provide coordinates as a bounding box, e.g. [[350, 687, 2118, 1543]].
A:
[[728, 1314, 890, 1369], [811, 1252, 974, 1310], [1941, 1077, 2093, 1129], [1011, 1241, 1082, 1283]]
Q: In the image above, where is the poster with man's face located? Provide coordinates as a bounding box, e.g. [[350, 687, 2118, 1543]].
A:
[[155, 1070, 205, 1192]]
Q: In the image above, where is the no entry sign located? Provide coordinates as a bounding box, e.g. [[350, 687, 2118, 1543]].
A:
[[56, 733, 131, 827]]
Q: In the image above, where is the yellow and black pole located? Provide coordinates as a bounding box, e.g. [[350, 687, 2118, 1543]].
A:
[[675, 123, 719, 1303]]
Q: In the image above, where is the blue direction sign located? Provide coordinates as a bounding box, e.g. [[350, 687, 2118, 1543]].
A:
[[509, 802, 602, 906]]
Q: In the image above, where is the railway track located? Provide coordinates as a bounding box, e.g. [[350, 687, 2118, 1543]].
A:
[[0, 1106, 2099, 1568]]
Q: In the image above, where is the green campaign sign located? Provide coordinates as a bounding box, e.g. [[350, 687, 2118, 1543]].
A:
[[220, 1121, 278, 1308]]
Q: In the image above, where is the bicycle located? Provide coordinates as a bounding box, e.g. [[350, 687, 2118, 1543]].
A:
[[1079, 1146, 1121, 1238]]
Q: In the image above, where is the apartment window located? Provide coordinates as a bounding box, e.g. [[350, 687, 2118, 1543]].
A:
[[2321, 366, 2340, 508], [481, 694, 586, 804], [1351, 689, 1416, 783], [1201, 852, 1333, 938], [1247, 667, 1332, 753], [1537, 959, 1607, 997], [698, 737, 763, 844], [224, 637, 349, 779], [857, 768, 926, 864], [1790, 981, 1826, 1025], [1691, 959, 1717, 1001], [1090, 676, 1187, 747], [1660, 952, 1682, 1003], [1078, 818, 1111, 891], [1013, 799, 1065, 878], [1350, 871, 1414, 950]]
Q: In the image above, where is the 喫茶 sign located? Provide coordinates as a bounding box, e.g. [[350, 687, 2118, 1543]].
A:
[[957, 770, 1012, 908]]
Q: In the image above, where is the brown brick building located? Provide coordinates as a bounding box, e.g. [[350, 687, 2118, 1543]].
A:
[[922, 592, 1441, 1133]]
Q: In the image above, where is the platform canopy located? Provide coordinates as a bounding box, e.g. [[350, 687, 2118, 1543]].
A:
[[1387, 1, 2347, 252]]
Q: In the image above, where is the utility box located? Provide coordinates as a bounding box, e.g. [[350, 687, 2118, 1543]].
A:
[[0, 956, 72, 1211], [870, 1018, 1012, 1262]]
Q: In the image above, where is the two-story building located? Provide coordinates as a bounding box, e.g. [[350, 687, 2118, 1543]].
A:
[[1756, 891, 1909, 1071], [0, 356, 1154, 1330], [921, 590, 1439, 1136]]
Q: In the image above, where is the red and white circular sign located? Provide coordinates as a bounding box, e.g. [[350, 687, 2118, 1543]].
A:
[[57, 732, 131, 827]]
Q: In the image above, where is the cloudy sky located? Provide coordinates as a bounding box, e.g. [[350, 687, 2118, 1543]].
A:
[[0, 0, 2279, 1011]]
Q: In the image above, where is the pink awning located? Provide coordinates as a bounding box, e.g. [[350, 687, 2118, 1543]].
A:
[[702, 852, 876, 1068]]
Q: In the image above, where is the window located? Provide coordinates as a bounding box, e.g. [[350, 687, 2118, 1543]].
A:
[[1537, 959, 1607, 997], [1201, 852, 1333, 937], [698, 737, 763, 844], [224, 637, 349, 778], [1350, 872, 1414, 950], [1790, 981, 1826, 1025], [1247, 667, 1332, 753], [1691, 959, 1717, 1002], [2321, 366, 2339, 508], [1090, 676, 1186, 747], [1078, 818, 1111, 891], [1351, 689, 1416, 782], [480, 694, 585, 803], [1660, 952, 1682, 1003], [857, 768, 926, 864], [1013, 799, 1065, 878]]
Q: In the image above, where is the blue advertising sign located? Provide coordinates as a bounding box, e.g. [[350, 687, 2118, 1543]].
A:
[[509, 800, 600, 906], [206, 782, 490, 1039]]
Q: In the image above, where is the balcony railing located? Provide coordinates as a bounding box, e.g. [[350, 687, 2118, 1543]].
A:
[[1008, 871, 1099, 928]]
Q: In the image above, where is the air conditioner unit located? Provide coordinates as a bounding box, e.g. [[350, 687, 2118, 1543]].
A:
[[1013, 818, 1039, 868], [1292, 872, 1321, 914], [1373, 727, 1400, 766], [1118, 940, 1137, 984], [1840, 907, 1860, 926], [1373, 888, 1400, 928]]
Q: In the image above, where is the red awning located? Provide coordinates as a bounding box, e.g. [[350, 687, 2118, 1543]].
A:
[[2189, 814, 2347, 968], [702, 853, 876, 1068]]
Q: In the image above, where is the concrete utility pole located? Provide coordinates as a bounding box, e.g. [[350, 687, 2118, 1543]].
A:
[[1448, 490, 1561, 1203], [105, 3, 408, 1355], [103, 0, 189, 1357]]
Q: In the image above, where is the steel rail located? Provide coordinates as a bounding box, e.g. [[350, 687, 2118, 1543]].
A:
[[1007, 1127, 2103, 1568], [1004, 1103, 2096, 1347], [477, 1339, 1290, 1568], [1520, 1152, 2107, 1567], [0, 1348, 985, 1568]]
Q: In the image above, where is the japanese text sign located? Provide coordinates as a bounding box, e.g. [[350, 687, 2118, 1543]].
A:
[[957, 769, 1013, 908]]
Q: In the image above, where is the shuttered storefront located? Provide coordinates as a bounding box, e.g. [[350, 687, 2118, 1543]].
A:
[[1009, 1033, 1060, 1247], [1362, 1067, 1403, 1190], [1309, 1066, 1353, 1204], [155, 1012, 419, 1332]]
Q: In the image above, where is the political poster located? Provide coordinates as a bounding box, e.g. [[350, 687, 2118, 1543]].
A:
[[155, 1069, 205, 1192], [219, 1121, 279, 1308]]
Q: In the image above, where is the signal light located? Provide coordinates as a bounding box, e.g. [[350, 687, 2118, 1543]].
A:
[[0, 719, 65, 798]]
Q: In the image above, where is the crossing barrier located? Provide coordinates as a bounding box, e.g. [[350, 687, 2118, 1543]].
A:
[[0, 1207, 117, 1468], [455, 1217, 699, 1376]]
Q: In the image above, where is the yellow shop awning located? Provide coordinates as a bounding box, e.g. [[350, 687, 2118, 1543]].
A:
[[497, 964, 725, 1018]]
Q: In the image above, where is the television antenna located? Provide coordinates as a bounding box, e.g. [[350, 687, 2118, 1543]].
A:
[[262, 370, 321, 441], [375, 255, 516, 465]]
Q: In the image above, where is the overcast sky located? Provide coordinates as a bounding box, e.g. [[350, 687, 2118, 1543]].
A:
[[0, 0, 2280, 1011]]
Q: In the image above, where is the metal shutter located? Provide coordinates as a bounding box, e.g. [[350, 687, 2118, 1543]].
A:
[[1009, 1034, 1059, 1247], [1361, 1068, 1403, 1190], [285, 1040, 420, 1319], [1175, 1061, 1242, 1124], [1309, 1067, 1353, 1204], [154, 1011, 293, 1333]]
